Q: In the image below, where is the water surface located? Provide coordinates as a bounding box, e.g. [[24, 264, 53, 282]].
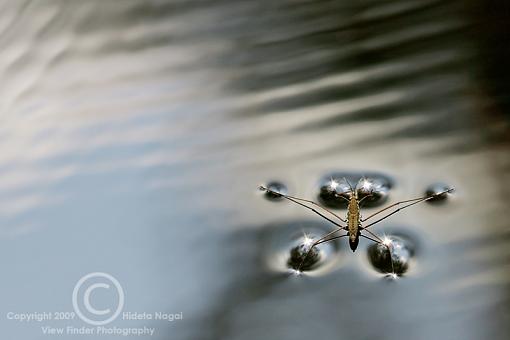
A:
[[0, 1, 509, 339]]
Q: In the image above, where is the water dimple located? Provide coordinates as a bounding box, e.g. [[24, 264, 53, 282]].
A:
[[425, 182, 453, 204], [263, 222, 342, 275], [261, 181, 288, 201], [367, 235, 415, 276], [318, 171, 393, 208], [287, 240, 321, 272]]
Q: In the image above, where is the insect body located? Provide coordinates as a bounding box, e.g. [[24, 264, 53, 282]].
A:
[[260, 178, 454, 273], [347, 193, 361, 251]]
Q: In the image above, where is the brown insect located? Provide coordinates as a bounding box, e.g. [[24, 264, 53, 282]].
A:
[[260, 178, 453, 273]]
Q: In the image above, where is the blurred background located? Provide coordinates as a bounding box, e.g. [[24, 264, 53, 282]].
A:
[[0, 0, 509, 339]]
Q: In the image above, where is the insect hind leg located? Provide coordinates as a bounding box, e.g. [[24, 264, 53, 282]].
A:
[[360, 233, 396, 276], [296, 233, 349, 272]]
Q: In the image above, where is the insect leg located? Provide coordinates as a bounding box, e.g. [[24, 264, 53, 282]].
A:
[[334, 193, 350, 203], [361, 188, 454, 225], [361, 197, 426, 222], [313, 226, 349, 245], [357, 194, 374, 207], [297, 233, 348, 271], [298, 226, 349, 266], [360, 234, 380, 243], [360, 227, 383, 243], [360, 234, 395, 274], [260, 186, 347, 224], [314, 233, 349, 246]]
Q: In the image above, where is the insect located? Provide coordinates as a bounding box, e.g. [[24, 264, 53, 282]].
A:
[[259, 178, 454, 273]]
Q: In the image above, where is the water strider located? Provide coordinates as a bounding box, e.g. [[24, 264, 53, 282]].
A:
[[259, 178, 454, 274]]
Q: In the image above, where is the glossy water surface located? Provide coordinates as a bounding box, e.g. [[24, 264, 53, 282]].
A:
[[0, 1, 509, 339]]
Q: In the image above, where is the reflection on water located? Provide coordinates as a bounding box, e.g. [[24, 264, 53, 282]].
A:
[[262, 220, 342, 275], [317, 171, 392, 208], [367, 234, 415, 275], [0, 0, 509, 339]]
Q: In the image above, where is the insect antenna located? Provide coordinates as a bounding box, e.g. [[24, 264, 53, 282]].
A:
[[342, 177, 355, 196]]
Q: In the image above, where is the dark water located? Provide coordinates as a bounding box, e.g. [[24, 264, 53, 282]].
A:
[[1, 1, 509, 339]]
